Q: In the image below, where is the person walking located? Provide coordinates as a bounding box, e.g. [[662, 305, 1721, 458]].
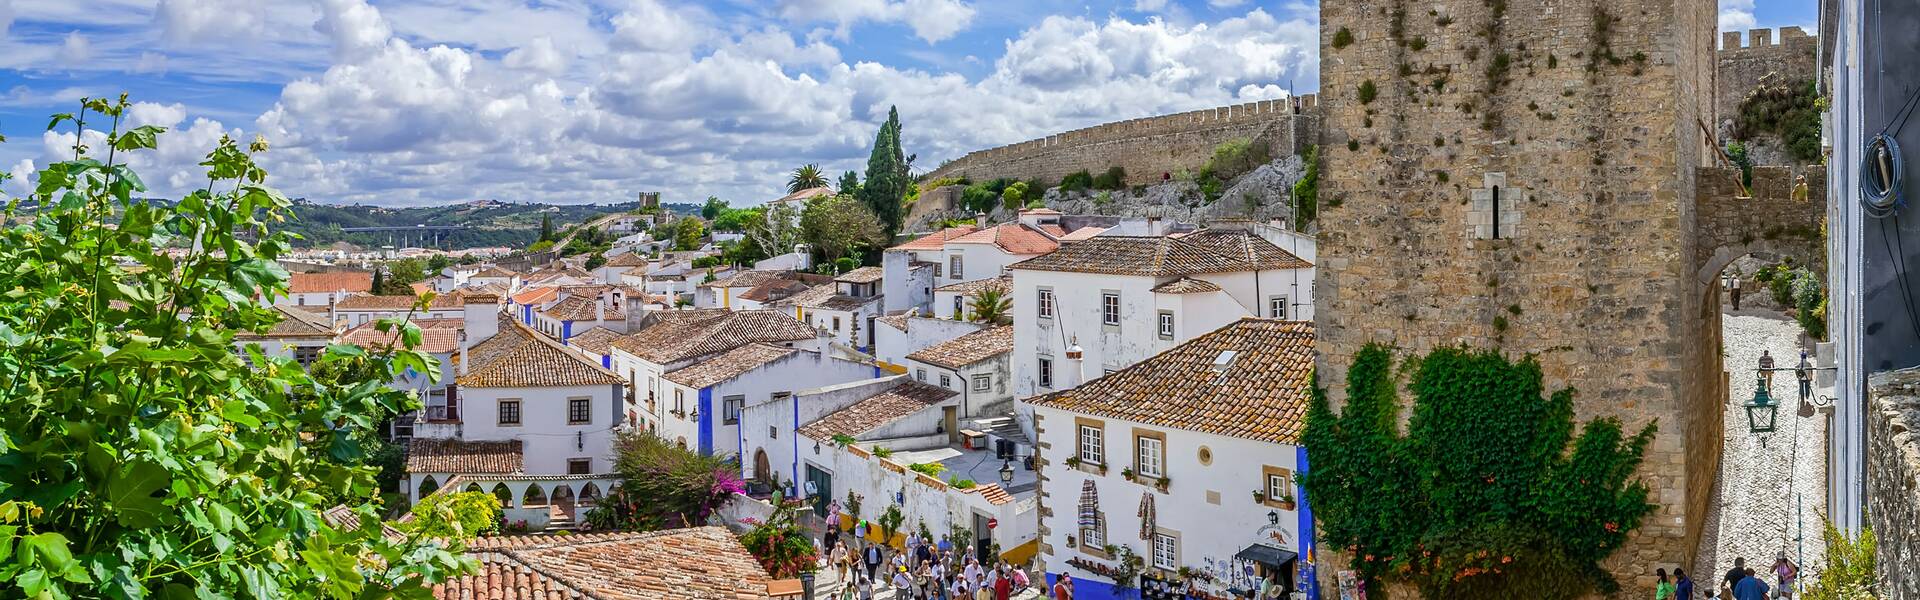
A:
[[1771, 553, 1798, 599], [1655, 568, 1676, 600], [993, 564, 1013, 600], [1053, 574, 1073, 600], [1734, 568, 1770, 600], [1724, 558, 1749, 599], [1759, 351, 1776, 390], [1730, 272, 1743, 311], [1796, 352, 1814, 402], [1676, 568, 1695, 600], [863, 543, 884, 585]]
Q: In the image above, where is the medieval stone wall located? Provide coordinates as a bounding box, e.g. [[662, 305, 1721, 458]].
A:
[[920, 97, 1321, 189], [1694, 165, 1830, 281], [1716, 27, 1820, 129], [1868, 368, 1920, 600], [1314, 0, 1720, 592]]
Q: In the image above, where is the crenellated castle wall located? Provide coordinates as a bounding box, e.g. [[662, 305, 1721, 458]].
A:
[[1716, 26, 1820, 129]]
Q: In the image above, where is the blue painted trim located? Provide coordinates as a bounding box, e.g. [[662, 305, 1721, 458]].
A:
[[562, 320, 572, 343], [601, 355, 611, 369], [872, 365, 882, 378], [791, 389, 800, 492], [1297, 445, 1321, 599], [735, 389, 745, 461], [697, 388, 715, 455], [1042, 574, 1134, 600]]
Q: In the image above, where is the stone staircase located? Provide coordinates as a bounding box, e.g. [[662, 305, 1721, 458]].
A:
[[545, 505, 578, 531]]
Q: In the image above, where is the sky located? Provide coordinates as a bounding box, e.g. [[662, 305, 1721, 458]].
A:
[[0, 0, 1820, 207]]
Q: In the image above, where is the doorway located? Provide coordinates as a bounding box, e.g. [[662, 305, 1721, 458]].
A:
[[805, 464, 833, 518]]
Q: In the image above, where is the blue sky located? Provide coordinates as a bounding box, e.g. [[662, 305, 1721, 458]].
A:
[[0, 0, 1819, 206]]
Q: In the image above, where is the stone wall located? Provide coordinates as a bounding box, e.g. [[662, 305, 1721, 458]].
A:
[[1717, 27, 1820, 131], [1868, 368, 1920, 600], [1315, 0, 1720, 593], [921, 97, 1322, 189], [1693, 165, 1830, 281]]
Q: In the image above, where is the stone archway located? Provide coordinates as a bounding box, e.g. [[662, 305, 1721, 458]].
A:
[[580, 483, 601, 507], [492, 483, 515, 508], [418, 475, 440, 499], [523, 484, 548, 508], [552, 485, 576, 518], [753, 449, 772, 483]]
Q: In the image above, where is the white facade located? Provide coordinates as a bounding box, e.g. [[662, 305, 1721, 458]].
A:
[[428, 382, 624, 475], [657, 349, 878, 458], [881, 251, 936, 315], [874, 317, 985, 372], [903, 352, 1012, 419], [1031, 405, 1309, 598]]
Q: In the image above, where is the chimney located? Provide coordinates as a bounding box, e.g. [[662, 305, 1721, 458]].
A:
[[457, 331, 471, 376], [463, 294, 500, 344], [596, 293, 607, 322], [1146, 215, 1165, 236], [974, 213, 988, 228]]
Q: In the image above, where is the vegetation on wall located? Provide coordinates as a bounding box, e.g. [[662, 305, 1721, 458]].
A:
[[0, 98, 471, 596], [1735, 78, 1824, 164], [1293, 145, 1319, 227], [1301, 344, 1657, 599], [1756, 263, 1828, 340], [404, 491, 503, 539], [1802, 520, 1880, 600], [584, 433, 745, 531], [738, 492, 819, 578]]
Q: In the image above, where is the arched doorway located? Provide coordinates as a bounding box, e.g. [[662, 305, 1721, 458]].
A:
[[753, 449, 772, 484], [523, 484, 548, 508], [580, 483, 601, 507], [552, 485, 577, 518], [464, 482, 483, 494], [491, 483, 514, 508], [418, 475, 439, 499]]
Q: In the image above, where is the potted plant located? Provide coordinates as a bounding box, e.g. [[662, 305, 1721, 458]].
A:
[[1278, 493, 1297, 511], [1065, 456, 1082, 468], [1252, 490, 1267, 503], [1121, 467, 1136, 481], [1155, 476, 1170, 492]]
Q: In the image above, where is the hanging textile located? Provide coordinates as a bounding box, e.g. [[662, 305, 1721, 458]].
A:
[[1077, 478, 1099, 530], [1138, 491, 1157, 540]]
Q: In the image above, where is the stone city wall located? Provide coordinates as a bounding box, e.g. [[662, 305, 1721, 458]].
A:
[[1693, 165, 1830, 282], [1868, 368, 1920, 600], [921, 96, 1321, 189], [1716, 27, 1820, 129]]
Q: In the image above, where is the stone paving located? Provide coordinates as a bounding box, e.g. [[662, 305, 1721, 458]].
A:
[[808, 547, 1045, 600], [1691, 310, 1828, 595]]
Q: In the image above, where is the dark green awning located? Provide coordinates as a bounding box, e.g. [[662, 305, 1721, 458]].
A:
[[1233, 544, 1298, 568]]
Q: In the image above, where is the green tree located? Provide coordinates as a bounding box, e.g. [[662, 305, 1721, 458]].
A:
[[403, 491, 502, 540], [969, 288, 1012, 325], [672, 217, 706, 251], [0, 97, 469, 596], [426, 253, 451, 273], [1300, 345, 1656, 599], [371, 267, 387, 295], [800, 194, 886, 265], [386, 257, 427, 289], [1000, 181, 1029, 211], [1803, 520, 1878, 600], [836, 171, 861, 195], [789, 164, 829, 193], [1292, 145, 1319, 228], [583, 433, 745, 531], [858, 107, 911, 238], [701, 196, 728, 220], [713, 207, 759, 232], [539, 212, 555, 242]]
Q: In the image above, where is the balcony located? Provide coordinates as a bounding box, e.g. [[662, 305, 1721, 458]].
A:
[[424, 405, 461, 423]]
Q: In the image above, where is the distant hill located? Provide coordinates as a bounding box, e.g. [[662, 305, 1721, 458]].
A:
[[279, 200, 700, 249]]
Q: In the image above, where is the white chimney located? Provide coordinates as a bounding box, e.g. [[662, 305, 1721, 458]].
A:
[[596, 293, 607, 322], [457, 331, 470, 376], [974, 213, 988, 228], [1146, 215, 1166, 237], [1064, 336, 1085, 387], [462, 295, 500, 345]]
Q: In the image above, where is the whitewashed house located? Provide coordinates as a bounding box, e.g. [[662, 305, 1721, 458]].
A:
[[595, 251, 650, 284], [467, 266, 519, 291], [660, 342, 877, 461], [331, 293, 469, 327], [771, 267, 885, 352], [902, 325, 1014, 418], [1026, 318, 1318, 599], [872, 313, 988, 374], [696, 270, 830, 310], [606, 309, 820, 453], [1008, 225, 1315, 403], [234, 305, 339, 367], [932, 276, 1011, 321], [881, 210, 1070, 316], [280, 271, 373, 307]]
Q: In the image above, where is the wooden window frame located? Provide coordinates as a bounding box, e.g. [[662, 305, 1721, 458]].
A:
[[1133, 428, 1167, 480], [1101, 291, 1121, 326], [1262, 465, 1295, 509], [567, 458, 592, 474], [497, 399, 522, 426], [567, 397, 592, 425], [1075, 416, 1106, 468]]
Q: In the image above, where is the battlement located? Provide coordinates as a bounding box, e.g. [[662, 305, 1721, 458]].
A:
[[1720, 26, 1817, 51]]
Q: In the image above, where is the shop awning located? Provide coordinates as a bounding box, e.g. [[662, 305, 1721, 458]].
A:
[[1234, 544, 1299, 568]]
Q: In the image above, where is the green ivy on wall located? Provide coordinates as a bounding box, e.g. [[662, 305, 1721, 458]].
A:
[[1300, 344, 1657, 600]]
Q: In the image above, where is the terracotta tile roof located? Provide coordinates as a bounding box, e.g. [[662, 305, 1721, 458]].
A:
[[566, 327, 623, 355], [323, 504, 406, 541], [933, 276, 1011, 296], [510, 286, 559, 306], [605, 252, 650, 268], [452, 283, 509, 298], [1039, 224, 1067, 237], [457, 317, 623, 388], [771, 186, 834, 205], [1179, 229, 1313, 269], [798, 379, 956, 441], [1056, 226, 1108, 242], [948, 223, 1059, 255], [889, 226, 979, 251], [471, 266, 518, 278], [406, 439, 524, 474], [663, 343, 799, 389], [1029, 318, 1314, 445], [341, 319, 465, 354], [906, 326, 1012, 370], [767, 283, 838, 309], [834, 266, 884, 284], [738, 279, 813, 303], [542, 294, 625, 322], [818, 294, 882, 312], [334, 293, 465, 311], [1009, 234, 1298, 277], [1151, 277, 1224, 294], [289, 271, 373, 294], [703, 269, 829, 290], [1019, 208, 1062, 215], [611, 309, 816, 365], [440, 527, 788, 599], [963, 483, 1015, 505], [239, 305, 337, 339], [876, 313, 912, 332]]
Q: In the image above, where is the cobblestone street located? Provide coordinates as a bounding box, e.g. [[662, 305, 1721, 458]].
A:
[[1691, 310, 1828, 594]]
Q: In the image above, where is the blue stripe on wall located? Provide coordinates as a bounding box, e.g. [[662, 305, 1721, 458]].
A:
[[1297, 445, 1320, 599], [697, 388, 714, 455], [562, 320, 572, 343]]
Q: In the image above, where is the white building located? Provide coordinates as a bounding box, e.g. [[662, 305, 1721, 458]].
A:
[[771, 267, 885, 352], [932, 276, 1011, 322], [696, 270, 831, 310], [1026, 318, 1318, 599], [902, 325, 1014, 418], [280, 271, 372, 307], [873, 313, 989, 374], [332, 293, 469, 327], [234, 304, 339, 366], [595, 251, 650, 284], [1008, 225, 1315, 405], [467, 266, 519, 291], [606, 309, 821, 452], [657, 342, 878, 459], [882, 210, 1071, 316]]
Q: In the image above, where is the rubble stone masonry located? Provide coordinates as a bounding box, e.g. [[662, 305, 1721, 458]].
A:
[[1870, 369, 1920, 600], [1716, 27, 1820, 130]]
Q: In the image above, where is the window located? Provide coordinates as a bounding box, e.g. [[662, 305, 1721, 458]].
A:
[[1263, 465, 1295, 507], [498, 400, 521, 426], [832, 316, 842, 331], [953, 296, 965, 320], [568, 398, 591, 425], [932, 263, 943, 279], [1269, 295, 1288, 319], [1037, 288, 1055, 319], [1037, 356, 1053, 389], [1081, 516, 1106, 550], [939, 373, 952, 389], [568, 458, 592, 474], [916, 368, 927, 382], [723, 395, 744, 425], [971, 374, 991, 392], [1152, 532, 1179, 571], [1101, 292, 1120, 326], [673, 389, 685, 415], [1078, 424, 1104, 465], [950, 255, 964, 279], [294, 345, 321, 367], [769, 425, 779, 439], [1136, 435, 1164, 478], [1157, 311, 1174, 339]]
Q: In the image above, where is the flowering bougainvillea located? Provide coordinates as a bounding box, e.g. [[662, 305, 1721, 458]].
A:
[[584, 433, 745, 531]]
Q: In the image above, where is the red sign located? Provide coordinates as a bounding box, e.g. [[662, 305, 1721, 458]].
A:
[[987, 518, 998, 530]]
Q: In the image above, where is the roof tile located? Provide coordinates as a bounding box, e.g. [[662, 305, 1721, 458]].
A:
[[905, 326, 1013, 370], [663, 343, 799, 389], [798, 380, 956, 440], [288, 271, 373, 294], [457, 317, 624, 388], [438, 527, 791, 599], [407, 439, 524, 474], [612, 310, 816, 365]]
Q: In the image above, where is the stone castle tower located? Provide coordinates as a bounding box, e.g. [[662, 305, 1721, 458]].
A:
[[1314, 0, 1726, 588]]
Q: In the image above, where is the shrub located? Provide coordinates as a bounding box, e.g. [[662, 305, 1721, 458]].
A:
[[1358, 80, 1379, 104], [873, 446, 894, 458], [1060, 170, 1095, 193], [1726, 141, 1754, 188], [584, 433, 745, 531], [947, 478, 977, 489], [739, 492, 819, 578], [1204, 138, 1270, 180], [960, 178, 1017, 214], [909, 462, 946, 476], [405, 491, 503, 540], [1332, 27, 1355, 49], [1292, 145, 1319, 226], [1794, 270, 1827, 340], [1803, 520, 1877, 600], [1735, 78, 1824, 163], [1001, 181, 1030, 210], [1093, 166, 1127, 190]]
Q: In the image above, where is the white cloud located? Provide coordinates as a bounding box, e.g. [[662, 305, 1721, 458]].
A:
[[155, 0, 267, 45], [775, 0, 976, 44], [503, 36, 567, 75], [1132, 0, 1168, 12], [1209, 0, 1248, 7], [899, 0, 977, 43], [59, 31, 91, 63], [1720, 0, 1757, 33], [314, 0, 390, 63]]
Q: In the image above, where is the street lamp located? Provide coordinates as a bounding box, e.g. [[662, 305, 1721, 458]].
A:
[[1746, 374, 1779, 434], [999, 459, 1015, 484]]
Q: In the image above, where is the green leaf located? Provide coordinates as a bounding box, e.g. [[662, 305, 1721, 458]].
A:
[[113, 125, 167, 151], [46, 113, 74, 131], [107, 460, 171, 528]]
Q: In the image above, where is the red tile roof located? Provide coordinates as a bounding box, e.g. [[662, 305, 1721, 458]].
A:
[[238, 305, 337, 339], [341, 319, 465, 354], [663, 343, 799, 389], [458, 317, 624, 388], [334, 293, 465, 311], [406, 439, 524, 474], [511, 286, 559, 306], [834, 266, 884, 284], [906, 326, 1013, 369], [1009, 232, 1304, 277], [288, 271, 373, 294], [542, 294, 625, 322], [798, 380, 956, 441], [889, 226, 979, 251], [566, 326, 623, 355], [442, 528, 796, 599], [947, 223, 1058, 255], [611, 309, 816, 365]]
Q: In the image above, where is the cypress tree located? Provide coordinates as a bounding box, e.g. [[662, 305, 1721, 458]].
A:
[[858, 107, 909, 239], [539, 213, 554, 242], [371, 267, 386, 295]]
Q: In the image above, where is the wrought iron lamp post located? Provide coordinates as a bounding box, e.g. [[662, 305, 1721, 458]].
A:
[[1746, 374, 1779, 434]]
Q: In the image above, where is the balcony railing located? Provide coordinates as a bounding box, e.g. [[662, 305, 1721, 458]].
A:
[[424, 405, 461, 423]]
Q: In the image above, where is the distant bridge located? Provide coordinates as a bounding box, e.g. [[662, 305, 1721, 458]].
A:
[[339, 225, 467, 248]]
